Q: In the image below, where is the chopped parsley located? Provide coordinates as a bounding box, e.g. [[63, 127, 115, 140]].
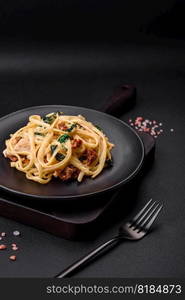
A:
[[66, 123, 77, 132], [56, 111, 63, 116], [58, 134, 70, 143], [105, 159, 113, 168], [50, 145, 57, 154], [79, 155, 86, 162], [43, 113, 57, 124], [34, 132, 45, 136], [55, 153, 65, 161], [95, 125, 102, 131], [50, 145, 65, 161]]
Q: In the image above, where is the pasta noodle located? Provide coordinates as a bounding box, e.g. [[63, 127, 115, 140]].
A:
[[3, 112, 114, 184]]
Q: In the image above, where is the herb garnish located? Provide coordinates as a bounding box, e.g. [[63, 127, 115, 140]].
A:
[[66, 123, 77, 132], [56, 111, 63, 116], [34, 132, 45, 136], [95, 125, 102, 131], [105, 159, 113, 168], [43, 113, 57, 124], [50, 145, 65, 161], [50, 145, 57, 154], [55, 153, 65, 161], [58, 134, 70, 143], [79, 155, 86, 162]]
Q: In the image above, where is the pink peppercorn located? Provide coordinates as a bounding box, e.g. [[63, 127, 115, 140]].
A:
[[9, 255, 16, 261], [0, 244, 7, 250], [128, 117, 164, 139]]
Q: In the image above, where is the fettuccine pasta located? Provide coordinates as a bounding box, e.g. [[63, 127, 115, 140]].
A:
[[3, 112, 114, 184]]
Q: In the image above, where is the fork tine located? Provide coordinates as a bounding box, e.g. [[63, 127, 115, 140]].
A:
[[130, 199, 156, 227], [141, 204, 163, 231], [130, 198, 153, 224], [137, 203, 160, 228]]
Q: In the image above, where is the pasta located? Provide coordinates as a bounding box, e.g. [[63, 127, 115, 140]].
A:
[[3, 112, 114, 184]]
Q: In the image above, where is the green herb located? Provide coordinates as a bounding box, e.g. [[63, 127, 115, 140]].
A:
[[55, 153, 65, 161], [50, 145, 57, 154], [50, 144, 65, 161], [56, 111, 63, 116], [79, 152, 87, 161], [66, 123, 77, 132], [77, 123, 83, 129], [58, 134, 70, 143], [79, 155, 86, 162], [105, 159, 113, 168], [34, 132, 45, 136], [95, 125, 102, 131], [43, 113, 57, 124]]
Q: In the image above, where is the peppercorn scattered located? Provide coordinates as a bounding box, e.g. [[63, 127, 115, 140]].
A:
[[0, 244, 7, 250], [129, 117, 163, 139], [12, 245, 18, 251], [13, 230, 20, 236], [0, 231, 21, 261], [9, 255, 16, 261]]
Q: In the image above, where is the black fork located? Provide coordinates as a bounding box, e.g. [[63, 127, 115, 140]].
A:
[[55, 199, 163, 278]]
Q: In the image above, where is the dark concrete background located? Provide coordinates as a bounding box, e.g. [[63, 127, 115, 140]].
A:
[[0, 0, 184, 40], [0, 1, 184, 277]]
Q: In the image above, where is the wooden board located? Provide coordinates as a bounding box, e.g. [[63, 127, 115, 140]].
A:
[[0, 132, 155, 240]]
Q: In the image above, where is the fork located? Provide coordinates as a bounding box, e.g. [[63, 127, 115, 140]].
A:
[[55, 199, 163, 278]]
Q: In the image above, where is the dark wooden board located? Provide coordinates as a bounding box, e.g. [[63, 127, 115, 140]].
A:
[[0, 132, 155, 240], [0, 85, 155, 239]]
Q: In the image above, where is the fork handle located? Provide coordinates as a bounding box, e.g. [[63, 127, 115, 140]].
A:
[[55, 236, 121, 278]]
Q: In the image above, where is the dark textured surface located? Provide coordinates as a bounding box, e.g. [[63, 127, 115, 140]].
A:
[[0, 1, 184, 41], [0, 36, 185, 277]]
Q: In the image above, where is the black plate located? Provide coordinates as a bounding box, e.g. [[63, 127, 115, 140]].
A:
[[0, 105, 144, 202]]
